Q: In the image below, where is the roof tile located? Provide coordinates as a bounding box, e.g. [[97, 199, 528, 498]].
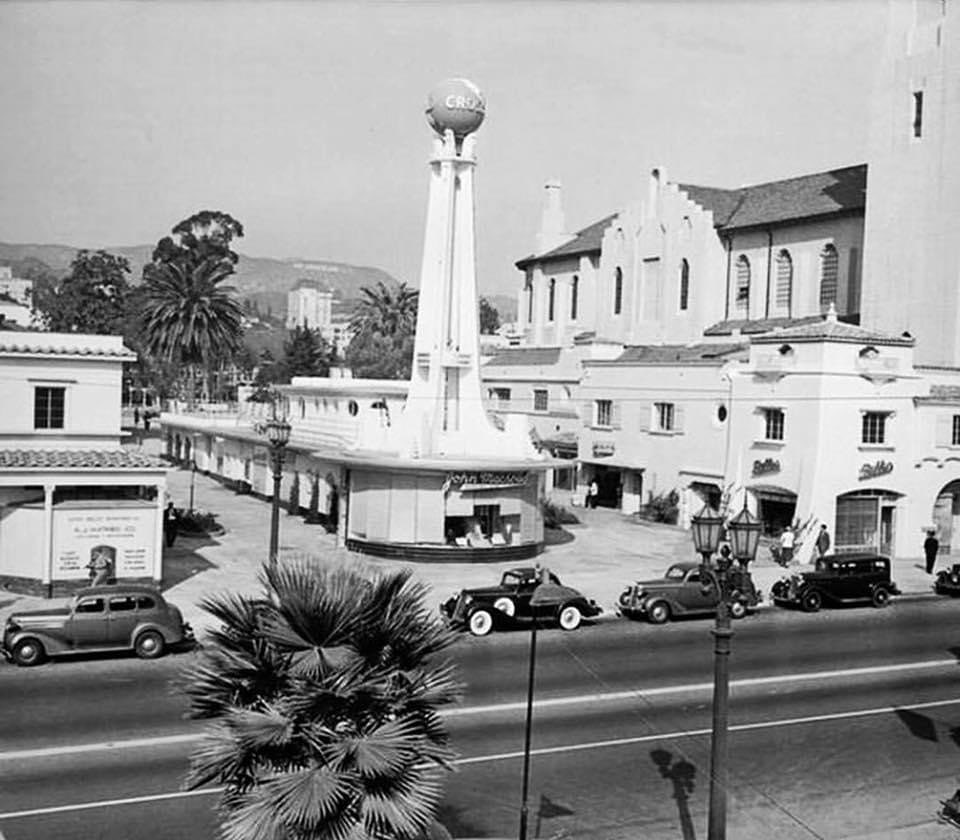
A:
[[0, 449, 162, 470]]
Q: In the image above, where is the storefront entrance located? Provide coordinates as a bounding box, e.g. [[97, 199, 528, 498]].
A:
[[836, 489, 901, 554], [592, 465, 623, 509], [749, 485, 797, 536]]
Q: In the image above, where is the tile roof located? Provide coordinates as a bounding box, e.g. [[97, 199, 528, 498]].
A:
[[749, 315, 914, 346], [678, 164, 866, 231], [0, 449, 162, 470], [515, 214, 618, 268], [0, 331, 136, 359], [704, 315, 824, 336], [924, 385, 960, 402], [614, 342, 748, 364], [484, 347, 563, 367]]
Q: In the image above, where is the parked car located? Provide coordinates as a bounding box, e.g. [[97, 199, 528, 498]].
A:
[[441, 567, 602, 636], [2, 585, 194, 666], [935, 563, 960, 596], [771, 554, 900, 612], [617, 561, 760, 624]]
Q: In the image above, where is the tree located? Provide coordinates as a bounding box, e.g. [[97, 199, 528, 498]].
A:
[[282, 325, 335, 380], [150, 209, 244, 272], [478, 297, 500, 335], [345, 281, 419, 379], [31, 249, 131, 334], [181, 560, 461, 840], [140, 258, 244, 404]]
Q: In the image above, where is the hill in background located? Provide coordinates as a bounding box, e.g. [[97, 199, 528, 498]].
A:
[[0, 241, 518, 324]]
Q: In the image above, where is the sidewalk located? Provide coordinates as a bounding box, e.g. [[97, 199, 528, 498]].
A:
[[0, 434, 946, 635]]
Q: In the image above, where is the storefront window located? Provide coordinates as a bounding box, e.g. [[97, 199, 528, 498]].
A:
[[836, 494, 880, 552]]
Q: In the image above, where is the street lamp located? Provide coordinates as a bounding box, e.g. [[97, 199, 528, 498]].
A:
[[691, 501, 760, 840], [263, 414, 291, 567]]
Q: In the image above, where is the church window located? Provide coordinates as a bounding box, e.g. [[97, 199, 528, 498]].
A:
[[547, 278, 556, 322], [614, 267, 623, 315], [819, 244, 839, 310], [913, 90, 924, 138], [679, 259, 690, 311], [775, 250, 793, 311], [735, 256, 750, 317], [571, 275, 579, 320]]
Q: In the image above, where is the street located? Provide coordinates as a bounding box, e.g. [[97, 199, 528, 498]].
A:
[[3, 599, 960, 839]]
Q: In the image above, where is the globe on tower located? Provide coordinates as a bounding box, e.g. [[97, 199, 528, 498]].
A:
[[425, 78, 486, 137]]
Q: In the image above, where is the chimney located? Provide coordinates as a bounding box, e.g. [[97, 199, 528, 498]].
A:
[[536, 181, 569, 255]]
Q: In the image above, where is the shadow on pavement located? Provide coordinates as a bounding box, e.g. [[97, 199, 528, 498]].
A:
[[651, 748, 699, 840], [161, 534, 219, 591], [894, 708, 939, 742]]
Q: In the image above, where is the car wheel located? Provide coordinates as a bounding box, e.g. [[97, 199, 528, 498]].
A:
[[647, 601, 670, 624], [493, 596, 515, 617], [800, 590, 822, 613], [134, 629, 166, 659], [468, 609, 494, 637], [12, 638, 45, 667], [729, 600, 748, 620], [871, 587, 891, 608], [558, 604, 582, 631]]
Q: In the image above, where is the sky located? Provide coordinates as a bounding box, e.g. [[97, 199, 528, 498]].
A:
[[0, 0, 889, 296]]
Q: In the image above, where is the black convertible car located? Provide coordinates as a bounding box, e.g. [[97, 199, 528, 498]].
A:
[[441, 567, 601, 636]]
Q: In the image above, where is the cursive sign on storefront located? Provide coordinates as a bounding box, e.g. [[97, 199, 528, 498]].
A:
[[752, 458, 781, 477], [859, 460, 894, 481]]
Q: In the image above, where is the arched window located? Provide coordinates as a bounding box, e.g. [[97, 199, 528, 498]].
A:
[[547, 278, 556, 322], [775, 250, 793, 312], [570, 275, 579, 320], [735, 256, 750, 317], [819, 244, 839, 309], [526, 279, 533, 322], [614, 267, 623, 315], [679, 259, 690, 311]]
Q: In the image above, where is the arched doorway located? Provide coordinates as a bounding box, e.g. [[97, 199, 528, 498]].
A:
[[932, 480, 960, 555]]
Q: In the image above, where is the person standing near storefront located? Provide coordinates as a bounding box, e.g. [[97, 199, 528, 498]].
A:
[[925, 530, 940, 574], [779, 525, 796, 566]]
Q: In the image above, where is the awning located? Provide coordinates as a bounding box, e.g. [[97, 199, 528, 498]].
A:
[[747, 484, 797, 502], [579, 457, 646, 470]]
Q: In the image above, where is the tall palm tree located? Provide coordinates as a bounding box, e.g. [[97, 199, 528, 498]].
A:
[[181, 560, 462, 840], [140, 257, 244, 406], [349, 281, 419, 338]]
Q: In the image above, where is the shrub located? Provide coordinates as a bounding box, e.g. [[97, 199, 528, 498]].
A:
[[641, 490, 680, 524], [177, 507, 224, 536], [541, 497, 579, 528]]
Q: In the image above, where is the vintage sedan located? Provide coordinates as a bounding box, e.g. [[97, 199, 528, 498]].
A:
[[441, 567, 602, 636], [771, 553, 900, 612], [935, 563, 960, 596], [618, 561, 760, 624], [2, 585, 194, 666]]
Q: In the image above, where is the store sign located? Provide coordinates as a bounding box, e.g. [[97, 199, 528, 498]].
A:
[[592, 442, 615, 458], [52, 508, 156, 579], [752, 458, 781, 477], [447, 471, 528, 488], [859, 460, 894, 481]]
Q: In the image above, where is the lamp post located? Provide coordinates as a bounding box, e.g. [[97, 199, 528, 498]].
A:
[[690, 502, 761, 840], [263, 415, 291, 568]]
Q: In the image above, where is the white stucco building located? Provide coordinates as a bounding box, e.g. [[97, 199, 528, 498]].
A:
[[0, 331, 167, 596]]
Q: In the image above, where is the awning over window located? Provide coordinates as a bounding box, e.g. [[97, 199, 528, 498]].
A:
[[747, 484, 797, 502]]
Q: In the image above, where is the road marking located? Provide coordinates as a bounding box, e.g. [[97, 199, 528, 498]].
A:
[[1, 658, 956, 763], [3, 694, 960, 821]]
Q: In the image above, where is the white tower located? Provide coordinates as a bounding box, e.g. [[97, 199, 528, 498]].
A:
[[377, 79, 539, 461]]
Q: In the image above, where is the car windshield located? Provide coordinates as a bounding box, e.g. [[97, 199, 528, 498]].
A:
[[664, 565, 686, 580], [501, 572, 524, 586]]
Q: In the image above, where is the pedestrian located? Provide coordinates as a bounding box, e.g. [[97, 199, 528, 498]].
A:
[[87, 549, 112, 586], [133, 407, 140, 427], [588, 479, 599, 509], [925, 530, 940, 574], [779, 525, 796, 566], [143, 411, 152, 432], [816, 524, 831, 558], [163, 501, 180, 548]]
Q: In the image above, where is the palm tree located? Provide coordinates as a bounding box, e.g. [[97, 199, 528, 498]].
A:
[[181, 560, 462, 840], [349, 281, 419, 338], [140, 257, 244, 406]]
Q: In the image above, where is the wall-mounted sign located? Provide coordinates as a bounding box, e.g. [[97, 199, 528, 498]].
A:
[[859, 460, 894, 481], [752, 458, 781, 477], [52, 507, 156, 579], [447, 471, 528, 488], [592, 442, 615, 458]]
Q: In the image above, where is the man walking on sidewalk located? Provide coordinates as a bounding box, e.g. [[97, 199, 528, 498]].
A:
[[925, 530, 940, 574]]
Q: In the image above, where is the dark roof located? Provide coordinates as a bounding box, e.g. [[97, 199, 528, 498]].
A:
[[614, 343, 747, 364], [0, 449, 162, 470], [704, 315, 825, 336], [750, 315, 914, 346], [484, 347, 563, 367], [678, 164, 866, 231], [515, 214, 618, 269]]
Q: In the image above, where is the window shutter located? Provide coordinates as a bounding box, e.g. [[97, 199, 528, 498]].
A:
[[612, 401, 622, 429], [638, 400, 651, 432], [936, 413, 953, 447], [674, 405, 685, 433]]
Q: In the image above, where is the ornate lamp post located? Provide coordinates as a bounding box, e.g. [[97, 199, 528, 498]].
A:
[[690, 502, 761, 840], [263, 415, 291, 567]]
